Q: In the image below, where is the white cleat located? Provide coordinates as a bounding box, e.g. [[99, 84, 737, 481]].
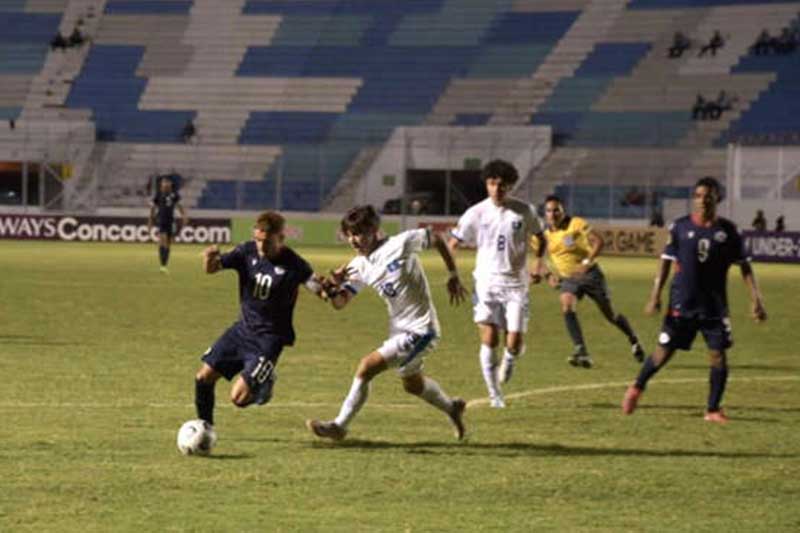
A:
[[489, 395, 506, 409]]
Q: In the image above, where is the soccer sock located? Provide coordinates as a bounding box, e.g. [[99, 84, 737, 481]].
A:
[[195, 379, 215, 425], [504, 345, 522, 362], [707, 366, 729, 412], [634, 356, 660, 390], [334, 377, 369, 429], [613, 313, 638, 344], [564, 311, 586, 353], [158, 246, 167, 266], [164, 246, 171, 266], [419, 377, 453, 414], [479, 344, 501, 398]]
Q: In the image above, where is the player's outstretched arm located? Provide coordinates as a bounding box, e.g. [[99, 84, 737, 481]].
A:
[[645, 258, 672, 315], [433, 231, 467, 305], [740, 261, 767, 322], [203, 245, 222, 274]]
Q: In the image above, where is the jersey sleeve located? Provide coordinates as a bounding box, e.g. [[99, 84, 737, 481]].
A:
[[662, 222, 679, 261], [527, 204, 544, 234], [174, 192, 182, 204], [296, 255, 314, 283], [574, 216, 592, 239], [404, 227, 431, 253], [342, 258, 366, 295], [220, 243, 246, 271], [451, 207, 477, 245]]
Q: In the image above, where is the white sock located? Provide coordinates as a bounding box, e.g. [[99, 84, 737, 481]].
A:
[[479, 344, 501, 398], [504, 344, 523, 363], [419, 376, 453, 413], [334, 377, 369, 428]]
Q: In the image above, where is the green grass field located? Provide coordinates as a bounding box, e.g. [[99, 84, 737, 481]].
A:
[[1, 240, 798, 532]]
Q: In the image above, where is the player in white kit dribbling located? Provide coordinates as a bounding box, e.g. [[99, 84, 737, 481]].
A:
[[448, 160, 546, 408], [306, 205, 469, 441]]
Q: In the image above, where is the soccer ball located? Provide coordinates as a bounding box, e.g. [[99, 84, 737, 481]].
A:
[[176, 419, 217, 456]]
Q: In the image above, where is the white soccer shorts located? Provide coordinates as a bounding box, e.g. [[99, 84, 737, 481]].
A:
[[472, 284, 530, 333], [377, 330, 438, 378]]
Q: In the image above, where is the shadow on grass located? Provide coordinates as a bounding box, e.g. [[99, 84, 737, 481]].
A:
[[305, 439, 798, 459], [1, 335, 89, 346], [671, 364, 800, 372], [203, 453, 253, 460], [590, 402, 800, 415]]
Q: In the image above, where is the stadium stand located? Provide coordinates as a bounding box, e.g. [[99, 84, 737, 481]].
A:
[[2, 0, 788, 216]]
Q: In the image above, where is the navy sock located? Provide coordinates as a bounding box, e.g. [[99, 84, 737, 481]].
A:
[[158, 246, 167, 266], [707, 366, 729, 412], [634, 356, 660, 390], [164, 246, 171, 266], [195, 379, 215, 425], [564, 311, 586, 353], [613, 313, 637, 344]]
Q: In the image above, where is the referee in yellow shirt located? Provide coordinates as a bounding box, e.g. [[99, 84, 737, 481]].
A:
[[537, 195, 645, 368]]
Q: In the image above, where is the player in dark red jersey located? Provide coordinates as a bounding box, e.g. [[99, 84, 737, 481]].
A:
[[622, 177, 767, 423]]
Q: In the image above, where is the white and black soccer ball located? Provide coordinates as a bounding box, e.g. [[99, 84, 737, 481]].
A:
[[176, 419, 217, 456]]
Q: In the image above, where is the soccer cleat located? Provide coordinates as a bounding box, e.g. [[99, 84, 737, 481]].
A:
[[448, 398, 466, 440], [622, 385, 642, 415], [489, 395, 506, 409], [306, 419, 347, 441], [497, 355, 515, 384], [704, 409, 729, 424], [568, 353, 593, 368], [631, 341, 645, 363], [159, 266, 169, 274]]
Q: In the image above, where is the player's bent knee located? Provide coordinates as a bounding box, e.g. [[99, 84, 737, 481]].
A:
[[231, 392, 254, 408], [196, 365, 220, 384]]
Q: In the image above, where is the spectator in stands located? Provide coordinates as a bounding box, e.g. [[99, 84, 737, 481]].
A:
[[692, 94, 709, 120], [8, 119, 15, 131], [68, 27, 86, 48], [706, 90, 736, 120], [668, 31, 691, 58], [182, 119, 197, 144], [50, 32, 68, 51], [775, 215, 785, 233], [698, 30, 724, 57], [775, 27, 796, 54], [751, 210, 767, 232], [649, 208, 664, 228], [752, 29, 772, 55]]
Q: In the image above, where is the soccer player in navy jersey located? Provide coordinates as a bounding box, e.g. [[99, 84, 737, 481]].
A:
[[148, 177, 187, 273], [193, 211, 328, 430], [622, 177, 767, 423]]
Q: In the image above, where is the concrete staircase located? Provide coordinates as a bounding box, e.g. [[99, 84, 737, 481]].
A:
[[488, 0, 631, 125]]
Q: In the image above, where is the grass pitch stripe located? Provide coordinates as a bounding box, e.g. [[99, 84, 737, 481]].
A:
[[0, 375, 796, 410], [466, 375, 800, 407]]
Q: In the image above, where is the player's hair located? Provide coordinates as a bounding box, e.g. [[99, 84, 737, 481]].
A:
[[255, 211, 285, 234], [544, 194, 563, 206], [694, 176, 724, 203], [481, 159, 519, 185], [341, 205, 380, 235]]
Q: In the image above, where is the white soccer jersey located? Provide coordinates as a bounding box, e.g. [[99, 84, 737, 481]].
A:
[[451, 197, 542, 288], [343, 228, 440, 336]]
